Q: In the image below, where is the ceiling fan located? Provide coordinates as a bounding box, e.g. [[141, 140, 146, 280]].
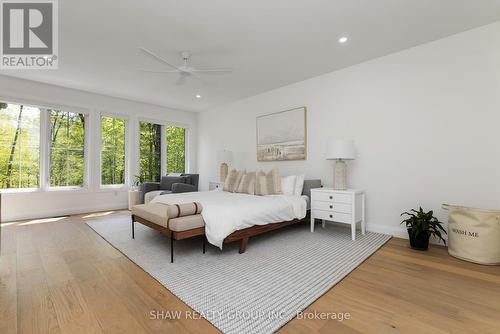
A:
[[139, 47, 233, 85]]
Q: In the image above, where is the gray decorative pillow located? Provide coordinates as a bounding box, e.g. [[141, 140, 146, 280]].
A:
[[160, 176, 187, 190]]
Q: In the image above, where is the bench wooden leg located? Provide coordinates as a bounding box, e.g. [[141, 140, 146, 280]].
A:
[[131, 215, 135, 239], [170, 231, 174, 263], [239, 237, 249, 254]]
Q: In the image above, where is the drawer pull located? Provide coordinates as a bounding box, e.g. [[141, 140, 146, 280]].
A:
[[329, 205, 333, 209], [329, 196, 333, 199], [329, 214, 333, 218]]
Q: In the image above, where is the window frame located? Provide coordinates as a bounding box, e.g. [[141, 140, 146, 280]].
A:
[[165, 124, 189, 174], [0, 97, 91, 194], [138, 117, 163, 183], [137, 118, 190, 178], [99, 111, 129, 190], [0, 96, 191, 194], [45, 107, 90, 191], [0, 99, 42, 193], [0, 96, 46, 194]]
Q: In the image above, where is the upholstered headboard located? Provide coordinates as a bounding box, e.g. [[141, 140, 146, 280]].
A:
[[302, 179, 322, 198]]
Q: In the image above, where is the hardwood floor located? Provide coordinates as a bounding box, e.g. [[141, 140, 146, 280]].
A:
[[1, 210, 499, 334]]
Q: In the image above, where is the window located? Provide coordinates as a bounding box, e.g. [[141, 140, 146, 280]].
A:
[[0, 101, 40, 189], [166, 125, 186, 174], [101, 116, 126, 185], [139, 121, 161, 182], [49, 110, 86, 187]]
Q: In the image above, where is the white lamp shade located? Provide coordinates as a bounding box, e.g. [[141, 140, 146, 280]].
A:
[[216, 149, 233, 163], [326, 140, 356, 160]]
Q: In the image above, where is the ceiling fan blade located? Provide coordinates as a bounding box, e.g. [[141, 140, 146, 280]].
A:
[[176, 75, 187, 85], [139, 69, 181, 73], [190, 68, 233, 73], [139, 47, 183, 71]]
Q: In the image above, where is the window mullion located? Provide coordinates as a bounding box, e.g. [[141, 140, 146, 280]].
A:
[[161, 124, 166, 176], [40, 108, 50, 191]]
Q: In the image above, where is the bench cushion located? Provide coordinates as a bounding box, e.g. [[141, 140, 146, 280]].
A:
[[168, 215, 205, 232], [132, 202, 205, 231], [132, 203, 169, 227]]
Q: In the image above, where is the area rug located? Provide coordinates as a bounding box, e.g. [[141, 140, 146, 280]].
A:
[[86, 214, 391, 334]]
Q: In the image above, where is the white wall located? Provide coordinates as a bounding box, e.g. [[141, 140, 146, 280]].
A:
[[197, 22, 500, 239], [0, 75, 197, 222]]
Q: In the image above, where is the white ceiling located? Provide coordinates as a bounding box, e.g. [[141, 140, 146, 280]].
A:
[[3, 0, 500, 112]]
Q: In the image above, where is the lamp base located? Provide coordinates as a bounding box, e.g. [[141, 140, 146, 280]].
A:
[[333, 160, 347, 190]]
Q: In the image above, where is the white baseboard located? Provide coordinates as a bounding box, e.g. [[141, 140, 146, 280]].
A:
[[367, 222, 447, 245], [2, 203, 128, 222], [366, 223, 408, 239]]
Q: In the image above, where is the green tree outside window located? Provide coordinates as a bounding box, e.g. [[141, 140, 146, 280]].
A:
[[101, 116, 126, 185], [166, 126, 186, 174], [49, 110, 85, 187], [0, 102, 40, 189], [139, 122, 161, 182]]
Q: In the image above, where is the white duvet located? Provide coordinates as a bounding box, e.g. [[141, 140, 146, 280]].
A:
[[151, 190, 308, 248]]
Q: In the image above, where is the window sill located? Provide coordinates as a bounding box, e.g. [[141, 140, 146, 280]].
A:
[[1, 186, 131, 195], [46, 186, 89, 193], [1, 187, 88, 194], [97, 185, 129, 193], [0, 188, 40, 194]]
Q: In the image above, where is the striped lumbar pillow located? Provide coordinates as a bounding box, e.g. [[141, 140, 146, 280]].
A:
[[223, 169, 245, 192], [236, 172, 256, 195], [223, 169, 237, 192], [254, 170, 265, 195], [255, 168, 282, 195]]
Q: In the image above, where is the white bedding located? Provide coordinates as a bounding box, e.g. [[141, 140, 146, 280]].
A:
[[151, 190, 308, 248]]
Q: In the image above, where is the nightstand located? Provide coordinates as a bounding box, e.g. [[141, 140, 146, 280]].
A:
[[128, 190, 143, 210], [310, 188, 365, 240], [209, 181, 224, 191]]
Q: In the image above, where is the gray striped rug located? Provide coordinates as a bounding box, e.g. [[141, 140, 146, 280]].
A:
[[87, 214, 391, 334]]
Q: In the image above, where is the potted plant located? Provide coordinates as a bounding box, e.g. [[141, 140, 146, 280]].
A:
[[400, 207, 447, 250], [131, 175, 142, 191]]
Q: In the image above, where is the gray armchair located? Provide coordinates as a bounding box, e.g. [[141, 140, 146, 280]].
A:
[[140, 174, 199, 203]]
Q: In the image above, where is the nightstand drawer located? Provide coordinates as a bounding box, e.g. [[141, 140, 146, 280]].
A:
[[312, 210, 351, 224], [312, 201, 351, 214], [312, 192, 352, 204]]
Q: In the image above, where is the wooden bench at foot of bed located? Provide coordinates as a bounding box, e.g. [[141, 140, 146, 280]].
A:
[[131, 202, 205, 263], [132, 202, 310, 258]]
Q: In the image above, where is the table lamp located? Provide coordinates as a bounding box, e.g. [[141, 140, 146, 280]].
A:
[[326, 140, 355, 190], [217, 150, 233, 182]]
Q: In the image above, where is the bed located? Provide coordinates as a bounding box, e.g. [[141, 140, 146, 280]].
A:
[[150, 179, 320, 252]]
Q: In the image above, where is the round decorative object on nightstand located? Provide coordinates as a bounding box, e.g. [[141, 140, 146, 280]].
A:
[[209, 181, 224, 191]]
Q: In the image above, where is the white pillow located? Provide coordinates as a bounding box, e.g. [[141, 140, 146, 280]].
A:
[[294, 175, 305, 196], [281, 175, 297, 195]]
